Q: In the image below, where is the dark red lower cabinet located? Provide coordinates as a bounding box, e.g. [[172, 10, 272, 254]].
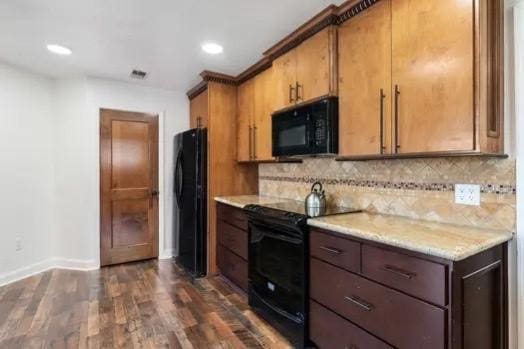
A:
[[309, 227, 507, 349]]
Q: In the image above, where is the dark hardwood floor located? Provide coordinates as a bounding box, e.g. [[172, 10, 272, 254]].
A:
[[0, 260, 291, 349]]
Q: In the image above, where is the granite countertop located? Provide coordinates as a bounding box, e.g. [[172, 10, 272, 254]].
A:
[[214, 195, 292, 209], [214, 195, 513, 261], [308, 212, 513, 261]]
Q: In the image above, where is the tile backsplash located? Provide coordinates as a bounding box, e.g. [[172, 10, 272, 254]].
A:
[[259, 157, 516, 231]]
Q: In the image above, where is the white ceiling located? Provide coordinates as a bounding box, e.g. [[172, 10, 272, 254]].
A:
[[0, 0, 345, 92]]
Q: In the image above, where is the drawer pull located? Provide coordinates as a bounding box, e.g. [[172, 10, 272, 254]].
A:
[[319, 246, 343, 255], [381, 265, 416, 279], [344, 295, 374, 311]]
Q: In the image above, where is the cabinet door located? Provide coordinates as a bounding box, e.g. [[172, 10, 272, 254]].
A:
[[338, 0, 392, 156], [253, 69, 274, 161], [271, 49, 297, 112], [296, 26, 337, 103], [237, 79, 254, 162], [189, 89, 208, 129], [391, 0, 474, 153]]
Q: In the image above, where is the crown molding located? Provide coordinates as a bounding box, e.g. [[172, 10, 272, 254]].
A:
[[337, 0, 381, 24], [200, 70, 237, 85], [186, 80, 208, 99], [186, 0, 382, 98], [262, 4, 339, 59], [236, 57, 273, 85]]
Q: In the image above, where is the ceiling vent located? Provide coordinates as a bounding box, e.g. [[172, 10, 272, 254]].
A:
[[130, 69, 148, 79]]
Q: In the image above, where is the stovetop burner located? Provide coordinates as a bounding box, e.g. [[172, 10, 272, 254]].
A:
[[257, 200, 360, 218]]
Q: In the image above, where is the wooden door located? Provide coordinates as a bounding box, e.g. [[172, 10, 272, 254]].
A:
[[190, 89, 209, 128], [100, 109, 159, 266], [271, 49, 297, 111], [391, 0, 474, 153], [254, 68, 274, 161], [339, 0, 392, 156], [237, 79, 254, 161], [296, 26, 337, 103]]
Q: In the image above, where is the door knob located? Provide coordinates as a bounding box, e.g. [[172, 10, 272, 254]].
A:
[[151, 190, 159, 196]]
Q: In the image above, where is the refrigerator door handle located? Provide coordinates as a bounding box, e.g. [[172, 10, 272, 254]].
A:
[[175, 149, 183, 207]]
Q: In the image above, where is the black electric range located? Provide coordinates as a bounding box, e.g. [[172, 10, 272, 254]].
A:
[[243, 201, 360, 348]]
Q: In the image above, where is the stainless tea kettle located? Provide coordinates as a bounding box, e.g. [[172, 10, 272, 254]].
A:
[[305, 181, 326, 209]]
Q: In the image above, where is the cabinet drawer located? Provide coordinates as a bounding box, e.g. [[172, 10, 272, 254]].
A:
[[362, 245, 447, 306], [217, 203, 248, 231], [217, 245, 248, 291], [217, 220, 247, 260], [310, 300, 392, 349], [311, 258, 445, 349], [310, 229, 360, 273]]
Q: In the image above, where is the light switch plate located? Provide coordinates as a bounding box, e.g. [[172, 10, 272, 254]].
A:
[[455, 184, 481, 206]]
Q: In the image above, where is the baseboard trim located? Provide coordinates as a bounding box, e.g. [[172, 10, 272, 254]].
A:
[[0, 258, 99, 287], [52, 257, 99, 271]]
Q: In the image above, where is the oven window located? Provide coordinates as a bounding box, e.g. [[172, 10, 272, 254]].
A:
[[249, 223, 304, 314], [278, 125, 306, 148]]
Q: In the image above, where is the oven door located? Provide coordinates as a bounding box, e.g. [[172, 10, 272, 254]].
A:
[[248, 219, 305, 323], [272, 107, 313, 157]]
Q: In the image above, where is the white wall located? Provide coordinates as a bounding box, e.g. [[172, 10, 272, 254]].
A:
[[0, 62, 55, 283], [0, 63, 189, 284], [498, 1, 524, 346], [513, 1, 524, 348], [52, 78, 92, 264], [52, 77, 188, 265]]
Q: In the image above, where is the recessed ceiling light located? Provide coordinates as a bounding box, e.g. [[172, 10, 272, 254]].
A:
[[46, 44, 72, 56], [201, 42, 223, 55]]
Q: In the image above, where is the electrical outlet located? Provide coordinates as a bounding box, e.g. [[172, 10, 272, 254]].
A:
[[455, 184, 481, 206], [15, 237, 22, 251]]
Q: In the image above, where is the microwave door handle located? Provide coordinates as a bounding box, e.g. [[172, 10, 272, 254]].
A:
[[307, 113, 315, 148]]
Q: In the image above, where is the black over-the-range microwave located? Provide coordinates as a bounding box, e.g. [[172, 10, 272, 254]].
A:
[[272, 97, 338, 157]]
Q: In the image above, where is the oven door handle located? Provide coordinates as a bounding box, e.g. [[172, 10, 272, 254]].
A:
[[250, 224, 303, 245]]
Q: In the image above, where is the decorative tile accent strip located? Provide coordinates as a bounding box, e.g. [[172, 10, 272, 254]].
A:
[[259, 176, 515, 195]]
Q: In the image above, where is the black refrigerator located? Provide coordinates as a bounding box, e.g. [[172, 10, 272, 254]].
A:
[[174, 128, 207, 277]]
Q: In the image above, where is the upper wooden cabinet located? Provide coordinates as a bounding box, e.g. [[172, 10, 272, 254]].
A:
[[391, 0, 474, 154], [237, 68, 274, 162], [192, 0, 504, 160], [272, 26, 338, 112], [338, 0, 504, 158], [253, 68, 274, 161], [272, 49, 297, 111], [189, 89, 208, 129], [339, 0, 392, 157]]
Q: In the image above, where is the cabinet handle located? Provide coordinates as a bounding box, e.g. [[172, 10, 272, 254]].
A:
[[248, 125, 253, 159], [379, 89, 386, 154], [344, 295, 374, 311], [381, 264, 416, 279], [319, 246, 343, 255], [253, 125, 257, 160], [394, 85, 401, 153], [295, 82, 302, 102], [289, 84, 295, 103]]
